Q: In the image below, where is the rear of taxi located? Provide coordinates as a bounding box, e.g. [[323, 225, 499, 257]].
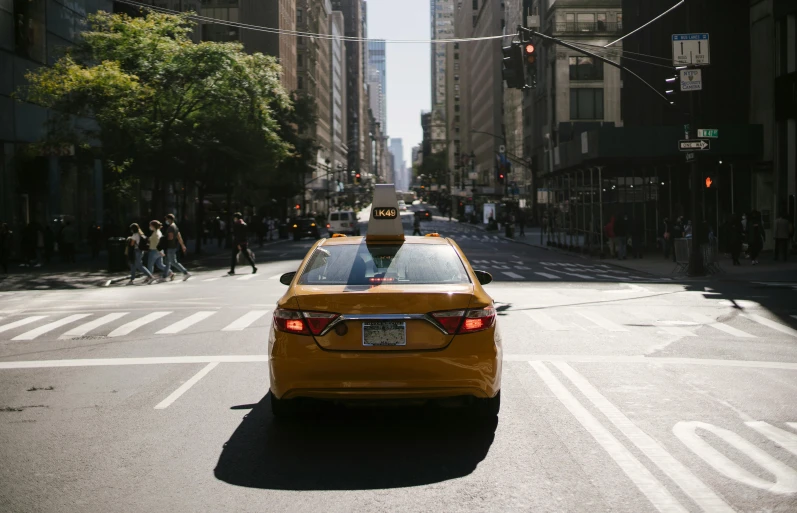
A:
[[269, 185, 502, 417]]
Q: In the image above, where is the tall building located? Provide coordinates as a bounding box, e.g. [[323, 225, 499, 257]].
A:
[[367, 39, 387, 128], [390, 138, 406, 189], [331, 0, 369, 178], [431, 0, 455, 107], [1, 1, 114, 233], [297, 0, 334, 212], [330, 11, 348, 178]]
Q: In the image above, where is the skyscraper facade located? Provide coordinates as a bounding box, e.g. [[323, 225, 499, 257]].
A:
[[367, 39, 387, 129]]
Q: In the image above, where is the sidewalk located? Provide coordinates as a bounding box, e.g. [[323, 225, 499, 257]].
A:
[[0, 237, 289, 291], [497, 226, 797, 282]]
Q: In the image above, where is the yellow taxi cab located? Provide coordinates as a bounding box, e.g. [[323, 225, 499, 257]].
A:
[[269, 184, 501, 417]]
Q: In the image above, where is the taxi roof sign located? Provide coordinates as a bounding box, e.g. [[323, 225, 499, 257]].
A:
[[366, 184, 404, 242]]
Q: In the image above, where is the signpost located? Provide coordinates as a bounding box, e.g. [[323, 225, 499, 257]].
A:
[[672, 33, 710, 66], [679, 139, 710, 151], [680, 69, 702, 91], [697, 129, 718, 138]]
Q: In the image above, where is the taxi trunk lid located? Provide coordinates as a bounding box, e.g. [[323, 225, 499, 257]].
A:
[[293, 284, 473, 351]]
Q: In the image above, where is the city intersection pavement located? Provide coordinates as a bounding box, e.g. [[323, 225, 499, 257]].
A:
[[1, 215, 796, 512]]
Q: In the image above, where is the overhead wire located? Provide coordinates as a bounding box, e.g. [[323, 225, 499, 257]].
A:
[[114, 0, 509, 44], [563, 43, 675, 70], [561, 40, 672, 63]]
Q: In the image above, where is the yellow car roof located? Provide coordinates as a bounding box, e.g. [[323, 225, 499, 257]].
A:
[[320, 236, 450, 246]]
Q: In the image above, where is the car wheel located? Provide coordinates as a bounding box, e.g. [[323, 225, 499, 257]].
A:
[[473, 391, 501, 418], [270, 393, 297, 418]]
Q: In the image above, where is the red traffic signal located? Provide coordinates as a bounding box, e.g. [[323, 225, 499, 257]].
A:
[[294, 204, 300, 209], [524, 43, 536, 64]]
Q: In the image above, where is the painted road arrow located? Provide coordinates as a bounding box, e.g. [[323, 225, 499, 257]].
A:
[[678, 139, 710, 151]]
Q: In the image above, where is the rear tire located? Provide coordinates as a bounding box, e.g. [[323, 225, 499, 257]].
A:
[[473, 391, 500, 418], [270, 393, 296, 418]]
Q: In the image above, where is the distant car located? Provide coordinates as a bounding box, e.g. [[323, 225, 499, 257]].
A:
[[397, 200, 408, 211], [327, 210, 360, 236], [291, 218, 321, 241], [415, 210, 432, 221]]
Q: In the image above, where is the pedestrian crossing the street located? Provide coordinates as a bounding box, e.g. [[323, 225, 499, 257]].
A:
[[1, 305, 796, 343]]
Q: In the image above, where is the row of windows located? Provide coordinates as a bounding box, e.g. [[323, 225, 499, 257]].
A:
[[570, 88, 604, 120]]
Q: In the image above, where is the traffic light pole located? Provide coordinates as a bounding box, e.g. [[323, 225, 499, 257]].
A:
[[684, 1, 705, 276]]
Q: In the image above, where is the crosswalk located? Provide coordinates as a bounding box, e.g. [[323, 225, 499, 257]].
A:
[[1, 305, 796, 342], [468, 260, 665, 282]]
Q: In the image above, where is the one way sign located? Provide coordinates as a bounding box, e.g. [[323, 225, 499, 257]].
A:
[[678, 139, 710, 151]]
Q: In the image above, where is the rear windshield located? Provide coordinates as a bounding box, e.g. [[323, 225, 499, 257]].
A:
[[298, 243, 471, 285], [330, 213, 339, 221], [340, 213, 350, 220]]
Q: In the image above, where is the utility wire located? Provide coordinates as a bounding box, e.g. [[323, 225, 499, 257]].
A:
[[115, 0, 509, 44], [561, 40, 673, 63], [605, 0, 685, 47], [564, 43, 675, 70]]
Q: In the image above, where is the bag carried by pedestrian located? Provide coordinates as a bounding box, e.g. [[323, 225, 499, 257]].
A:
[[138, 235, 150, 252]]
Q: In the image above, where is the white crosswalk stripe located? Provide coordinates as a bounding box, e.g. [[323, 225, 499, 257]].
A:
[[502, 272, 524, 279], [535, 272, 561, 280], [0, 316, 48, 334], [60, 312, 129, 339], [108, 312, 172, 338], [236, 274, 258, 281], [523, 311, 568, 331], [688, 313, 756, 338], [222, 310, 269, 331], [578, 311, 628, 332], [743, 314, 797, 338], [156, 311, 217, 334], [12, 314, 92, 341]]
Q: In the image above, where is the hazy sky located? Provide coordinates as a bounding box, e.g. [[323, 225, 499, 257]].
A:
[[367, 0, 430, 166]]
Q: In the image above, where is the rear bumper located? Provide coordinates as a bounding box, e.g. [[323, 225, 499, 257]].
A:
[[268, 328, 502, 400]]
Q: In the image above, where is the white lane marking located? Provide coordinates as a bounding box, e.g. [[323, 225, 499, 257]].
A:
[[535, 272, 561, 280], [502, 272, 524, 279], [530, 362, 688, 513], [595, 274, 620, 280], [742, 314, 797, 338], [745, 421, 797, 457], [523, 311, 568, 331], [154, 362, 219, 410], [236, 274, 258, 281], [554, 363, 734, 511], [673, 421, 797, 494], [631, 310, 697, 337], [577, 312, 629, 332], [108, 312, 171, 338], [203, 278, 220, 282], [559, 271, 596, 280], [59, 313, 129, 339], [661, 327, 697, 337], [222, 310, 269, 331], [688, 313, 756, 338], [269, 274, 283, 280], [156, 311, 216, 334], [0, 316, 48, 334], [12, 314, 92, 341]]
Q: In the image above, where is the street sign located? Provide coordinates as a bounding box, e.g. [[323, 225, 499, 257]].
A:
[[680, 69, 702, 91], [679, 139, 710, 151], [697, 129, 718, 138], [685, 152, 695, 162], [672, 33, 710, 66]]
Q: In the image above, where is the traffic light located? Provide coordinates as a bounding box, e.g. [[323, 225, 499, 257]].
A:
[[497, 170, 505, 184], [704, 175, 719, 189], [523, 41, 538, 88], [501, 42, 525, 89], [354, 172, 361, 184]]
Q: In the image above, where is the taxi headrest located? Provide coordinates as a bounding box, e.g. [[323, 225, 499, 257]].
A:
[[366, 184, 404, 242], [331, 233, 347, 238], [424, 233, 441, 237]]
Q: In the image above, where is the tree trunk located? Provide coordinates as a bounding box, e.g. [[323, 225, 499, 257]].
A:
[[195, 185, 204, 255]]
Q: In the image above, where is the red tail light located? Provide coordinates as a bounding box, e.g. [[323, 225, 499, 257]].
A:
[[274, 309, 339, 336], [431, 306, 495, 334]]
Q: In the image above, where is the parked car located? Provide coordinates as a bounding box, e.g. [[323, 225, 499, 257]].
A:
[[291, 218, 321, 241], [326, 210, 360, 236]]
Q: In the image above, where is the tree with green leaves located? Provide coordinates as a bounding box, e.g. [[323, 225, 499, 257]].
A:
[[20, 10, 300, 253]]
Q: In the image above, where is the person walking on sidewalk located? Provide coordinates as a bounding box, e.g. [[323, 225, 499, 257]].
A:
[[748, 211, 764, 265], [774, 212, 791, 261], [614, 213, 628, 260], [228, 212, 257, 276], [146, 220, 172, 279], [0, 223, 11, 274], [128, 223, 155, 284], [60, 218, 77, 263], [518, 211, 525, 237], [162, 213, 191, 281], [412, 214, 422, 236]]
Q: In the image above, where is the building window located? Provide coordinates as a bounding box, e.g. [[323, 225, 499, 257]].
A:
[[597, 13, 607, 31], [472, 0, 478, 10], [616, 13, 623, 30], [297, 54, 303, 67], [455, 74, 459, 81], [454, 53, 459, 60], [565, 13, 575, 24], [455, 104, 460, 112], [296, 9, 302, 24], [570, 88, 604, 120], [298, 76, 304, 90], [14, 0, 46, 63], [569, 57, 603, 80], [455, 115, 460, 123], [454, 43, 459, 50], [454, 62, 460, 71], [454, 84, 460, 91]]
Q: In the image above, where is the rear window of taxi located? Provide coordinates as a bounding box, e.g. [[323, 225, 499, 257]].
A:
[[298, 243, 471, 285]]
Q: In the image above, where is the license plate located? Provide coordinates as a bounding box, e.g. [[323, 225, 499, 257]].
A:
[[362, 321, 406, 346]]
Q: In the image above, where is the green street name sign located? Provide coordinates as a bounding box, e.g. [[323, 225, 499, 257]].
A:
[[697, 129, 718, 138]]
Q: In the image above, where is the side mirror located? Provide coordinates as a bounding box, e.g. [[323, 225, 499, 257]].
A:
[[474, 270, 492, 285], [279, 272, 296, 286]]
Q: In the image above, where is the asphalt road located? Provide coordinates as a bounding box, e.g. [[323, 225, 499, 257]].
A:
[[1, 215, 796, 512]]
